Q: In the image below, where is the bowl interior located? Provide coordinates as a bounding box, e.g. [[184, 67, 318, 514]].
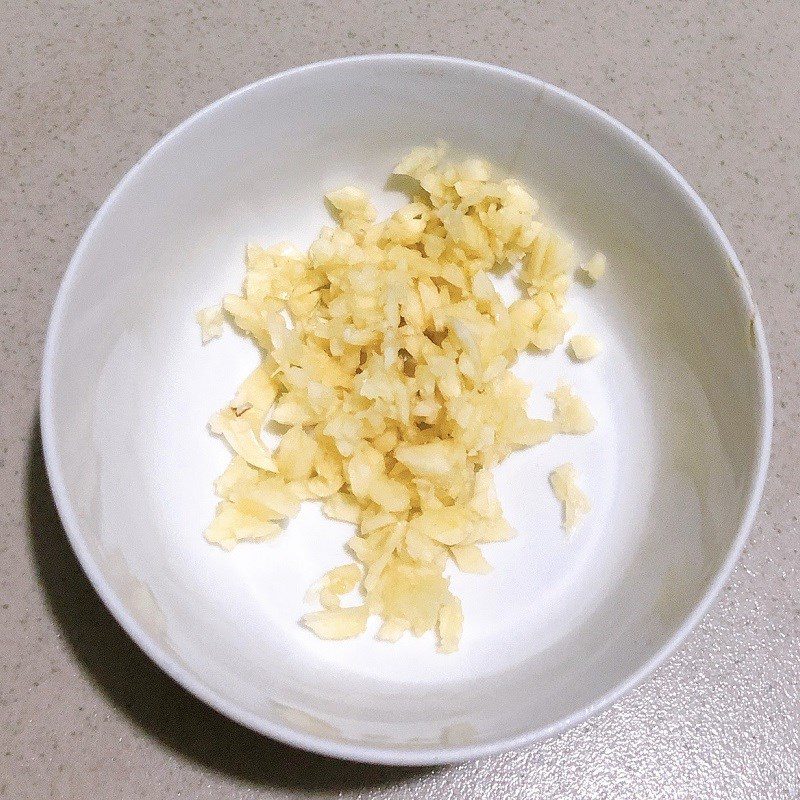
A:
[[43, 56, 768, 762]]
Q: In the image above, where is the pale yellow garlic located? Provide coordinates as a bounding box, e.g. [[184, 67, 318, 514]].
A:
[[202, 147, 600, 652], [569, 334, 602, 361], [549, 462, 591, 532]]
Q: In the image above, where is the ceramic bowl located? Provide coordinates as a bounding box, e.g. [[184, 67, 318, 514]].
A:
[[40, 54, 771, 765]]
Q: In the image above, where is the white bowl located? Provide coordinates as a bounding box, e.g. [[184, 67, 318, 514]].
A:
[[40, 54, 772, 765]]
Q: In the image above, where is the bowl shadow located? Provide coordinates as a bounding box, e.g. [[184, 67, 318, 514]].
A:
[[26, 418, 437, 792]]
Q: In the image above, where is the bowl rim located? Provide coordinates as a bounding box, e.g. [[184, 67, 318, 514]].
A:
[[39, 52, 773, 766]]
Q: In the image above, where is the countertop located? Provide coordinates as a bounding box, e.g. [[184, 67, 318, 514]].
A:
[[1, 1, 798, 798]]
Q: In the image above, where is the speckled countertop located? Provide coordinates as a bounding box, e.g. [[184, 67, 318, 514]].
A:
[[2, 1, 798, 798]]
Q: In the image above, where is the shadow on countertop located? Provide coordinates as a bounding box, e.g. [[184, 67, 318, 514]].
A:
[[25, 419, 436, 794]]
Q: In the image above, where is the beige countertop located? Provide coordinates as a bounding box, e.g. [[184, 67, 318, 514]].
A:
[[2, 1, 798, 798]]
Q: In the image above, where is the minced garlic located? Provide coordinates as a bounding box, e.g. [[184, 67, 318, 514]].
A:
[[202, 146, 599, 651], [581, 252, 606, 282], [549, 463, 591, 532], [569, 334, 602, 362], [196, 304, 224, 343]]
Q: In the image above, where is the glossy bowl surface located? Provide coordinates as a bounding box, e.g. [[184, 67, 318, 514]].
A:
[[41, 54, 772, 765]]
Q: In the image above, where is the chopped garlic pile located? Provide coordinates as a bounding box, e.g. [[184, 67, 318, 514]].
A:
[[203, 146, 601, 651]]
